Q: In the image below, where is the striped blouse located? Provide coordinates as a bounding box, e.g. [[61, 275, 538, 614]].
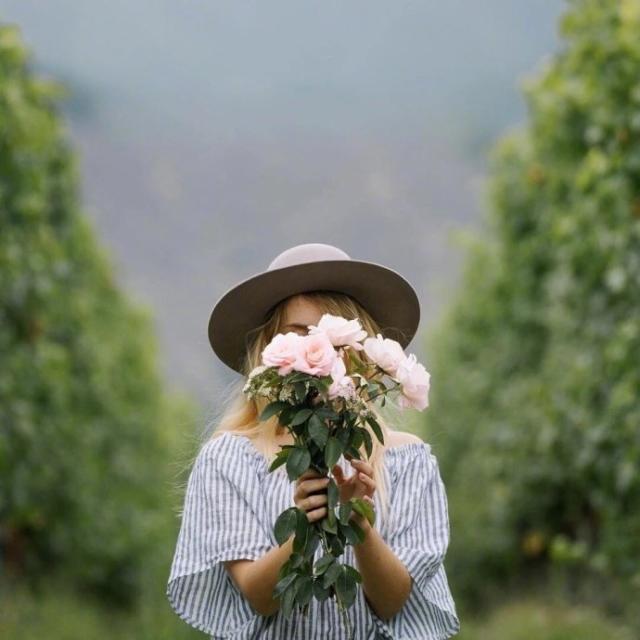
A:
[[166, 431, 460, 639]]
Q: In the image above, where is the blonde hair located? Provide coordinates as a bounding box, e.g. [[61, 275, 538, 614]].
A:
[[204, 290, 411, 528]]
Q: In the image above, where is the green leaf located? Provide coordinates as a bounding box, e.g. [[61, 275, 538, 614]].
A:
[[274, 507, 299, 545], [293, 507, 310, 554], [351, 428, 364, 449], [312, 579, 332, 601], [327, 478, 339, 510], [361, 428, 373, 457], [291, 408, 313, 426], [294, 381, 308, 403], [324, 437, 344, 468], [268, 448, 290, 472], [335, 565, 358, 607], [345, 444, 361, 458], [312, 375, 334, 392], [295, 575, 314, 607], [308, 413, 328, 447], [278, 404, 298, 426], [344, 564, 363, 583], [290, 552, 305, 568], [338, 502, 352, 525], [366, 415, 384, 444], [351, 497, 375, 526], [313, 554, 335, 576], [340, 520, 366, 545], [321, 513, 338, 535], [285, 372, 309, 383], [286, 447, 311, 480], [336, 426, 351, 446], [315, 406, 339, 420], [281, 583, 297, 618], [259, 400, 289, 422], [273, 572, 297, 598], [322, 560, 343, 588], [330, 535, 345, 556], [303, 530, 321, 559]]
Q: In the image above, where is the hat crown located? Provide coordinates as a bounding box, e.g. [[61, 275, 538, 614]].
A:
[[267, 243, 351, 271]]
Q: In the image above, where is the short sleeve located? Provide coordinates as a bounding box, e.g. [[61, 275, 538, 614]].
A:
[[166, 433, 273, 638], [372, 444, 461, 639]]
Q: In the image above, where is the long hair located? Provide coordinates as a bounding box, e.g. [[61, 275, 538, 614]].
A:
[[204, 290, 411, 528]]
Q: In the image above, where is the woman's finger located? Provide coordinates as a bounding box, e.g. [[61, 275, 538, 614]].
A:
[[301, 476, 330, 495], [301, 492, 328, 511], [307, 506, 327, 523], [299, 468, 324, 481], [350, 458, 373, 477], [358, 473, 376, 492]]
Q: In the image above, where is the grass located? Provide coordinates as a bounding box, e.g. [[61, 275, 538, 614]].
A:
[[1, 576, 635, 640], [0, 574, 201, 640], [457, 599, 634, 640]]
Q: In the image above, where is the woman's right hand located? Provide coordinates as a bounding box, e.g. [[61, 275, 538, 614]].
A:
[[294, 468, 330, 523]]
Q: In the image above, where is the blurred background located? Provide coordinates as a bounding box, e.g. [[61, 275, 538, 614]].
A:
[[1, 1, 638, 638]]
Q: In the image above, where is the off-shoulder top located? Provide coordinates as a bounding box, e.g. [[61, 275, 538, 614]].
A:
[[166, 431, 460, 639]]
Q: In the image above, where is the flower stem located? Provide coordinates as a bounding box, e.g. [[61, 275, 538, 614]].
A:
[[366, 379, 401, 403]]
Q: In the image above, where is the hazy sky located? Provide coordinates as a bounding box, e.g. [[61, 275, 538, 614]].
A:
[[0, 1, 562, 146]]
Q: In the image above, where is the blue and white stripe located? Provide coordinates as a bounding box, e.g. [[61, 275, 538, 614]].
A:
[[166, 430, 460, 639]]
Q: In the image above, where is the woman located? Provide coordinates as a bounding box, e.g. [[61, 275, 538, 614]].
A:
[[166, 243, 460, 639]]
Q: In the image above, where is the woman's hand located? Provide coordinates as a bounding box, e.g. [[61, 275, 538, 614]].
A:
[[294, 468, 331, 523], [331, 456, 376, 531]]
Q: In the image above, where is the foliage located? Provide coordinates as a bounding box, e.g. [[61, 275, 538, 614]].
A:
[[0, 571, 202, 640], [0, 22, 196, 606], [245, 319, 431, 633], [424, 0, 640, 615], [246, 358, 384, 635]]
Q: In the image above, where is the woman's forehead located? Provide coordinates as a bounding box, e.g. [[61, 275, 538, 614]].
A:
[[282, 294, 323, 319]]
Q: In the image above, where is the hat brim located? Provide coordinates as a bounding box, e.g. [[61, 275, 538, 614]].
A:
[[208, 259, 421, 374]]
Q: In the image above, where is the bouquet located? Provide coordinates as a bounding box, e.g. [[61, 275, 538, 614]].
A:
[[242, 313, 431, 634]]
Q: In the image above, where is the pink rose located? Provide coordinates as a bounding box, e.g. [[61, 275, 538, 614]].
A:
[[261, 331, 304, 375], [328, 354, 357, 400], [395, 353, 430, 411], [362, 333, 406, 376], [307, 313, 367, 351], [293, 332, 337, 377]]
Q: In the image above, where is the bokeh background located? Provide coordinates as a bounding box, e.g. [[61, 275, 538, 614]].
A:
[[1, 1, 638, 638]]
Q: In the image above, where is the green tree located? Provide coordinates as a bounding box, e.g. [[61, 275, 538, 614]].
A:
[[0, 23, 195, 606], [425, 0, 640, 614]]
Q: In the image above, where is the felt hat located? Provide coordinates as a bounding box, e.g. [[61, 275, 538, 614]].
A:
[[208, 242, 420, 373]]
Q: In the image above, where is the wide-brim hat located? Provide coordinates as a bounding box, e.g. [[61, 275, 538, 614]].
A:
[[208, 243, 421, 374]]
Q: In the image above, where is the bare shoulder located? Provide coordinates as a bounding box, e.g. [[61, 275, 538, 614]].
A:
[[385, 429, 425, 447]]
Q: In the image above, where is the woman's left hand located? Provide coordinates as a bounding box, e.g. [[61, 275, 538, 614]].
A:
[[331, 456, 376, 531]]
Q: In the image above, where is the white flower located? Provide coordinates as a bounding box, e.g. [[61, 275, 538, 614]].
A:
[[278, 386, 294, 402], [248, 364, 269, 379], [327, 354, 357, 400], [395, 353, 430, 411], [261, 332, 304, 375], [329, 376, 357, 401], [362, 333, 406, 376], [307, 313, 368, 351]]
